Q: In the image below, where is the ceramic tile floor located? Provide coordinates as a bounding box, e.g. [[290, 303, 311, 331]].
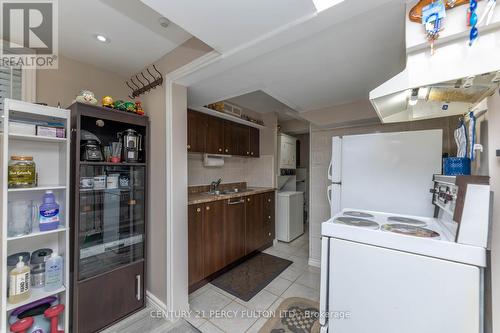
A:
[[188, 232, 320, 333], [102, 232, 317, 333]]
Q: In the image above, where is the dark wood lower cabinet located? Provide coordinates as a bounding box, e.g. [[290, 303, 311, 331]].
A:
[[188, 191, 276, 290], [263, 191, 276, 243], [245, 194, 263, 254], [224, 198, 247, 264], [202, 200, 225, 276], [188, 204, 204, 286], [76, 261, 144, 333]]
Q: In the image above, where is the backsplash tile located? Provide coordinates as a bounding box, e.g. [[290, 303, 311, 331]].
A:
[[188, 154, 274, 188]]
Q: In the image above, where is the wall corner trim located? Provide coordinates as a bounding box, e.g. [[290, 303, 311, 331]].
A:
[[308, 257, 321, 268], [146, 290, 168, 313]]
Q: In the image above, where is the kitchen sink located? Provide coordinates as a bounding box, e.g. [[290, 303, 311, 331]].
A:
[[205, 188, 253, 195]]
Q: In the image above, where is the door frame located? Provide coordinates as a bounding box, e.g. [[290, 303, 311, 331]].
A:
[[162, 50, 220, 314]]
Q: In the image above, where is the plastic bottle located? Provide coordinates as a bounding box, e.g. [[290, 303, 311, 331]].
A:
[[39, 191, 60, 231], [8, 256, 31, 304], [44, 252, 63, 291]]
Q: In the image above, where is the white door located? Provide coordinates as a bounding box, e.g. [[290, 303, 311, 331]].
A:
[[328, 238, 481, 333]]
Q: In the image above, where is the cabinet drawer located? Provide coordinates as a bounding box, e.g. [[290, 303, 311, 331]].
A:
[[76, 261, 144, 333]]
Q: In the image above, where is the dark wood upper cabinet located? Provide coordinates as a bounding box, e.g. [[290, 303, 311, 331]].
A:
[[223, 198, 246, 265], [187, 110, 207, 153], [187, 110, 259, 157], [223, 120, 234, 155], [232, 124, 250, 157], [249, 127, 260, 157], [202, 200, 225, 276], [188, 204, 204, 286], [206, 116, 225, 154]]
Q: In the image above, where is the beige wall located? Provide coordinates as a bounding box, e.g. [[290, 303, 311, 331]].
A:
[[309, 116, 460, 263], [300, 99, 379, 128], [279, 118, 309, 134], [188, 154, 274, 188], [140, 38, 212, 306], [36, 55, 129, 108]]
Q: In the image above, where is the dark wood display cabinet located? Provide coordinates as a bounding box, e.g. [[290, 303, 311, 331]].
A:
[[187, 109, 260, 157], [69, 103, 149, 333]]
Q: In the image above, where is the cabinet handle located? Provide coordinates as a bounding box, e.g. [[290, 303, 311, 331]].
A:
[[251, 152, 254, 156], [187, 144, 191, 149], [218, 148, 222, 152], [247, 198, 251, 202], [206, 206, 210, 211], [228, 199, 245, 205], [246, 151, 250, 155], [196, 207, 201, 213], [268, 215, 271, 219], [268, 232, 271, 236], [136, 275, 141, 301], [225, 148, 229, 153], [268, 198, 271, 202]]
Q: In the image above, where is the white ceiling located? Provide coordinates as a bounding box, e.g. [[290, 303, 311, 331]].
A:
[[142, 0, 406, 123], [59, 0, 192, 76], [226, 90, 299, 121], [140, 0, 317, 53]]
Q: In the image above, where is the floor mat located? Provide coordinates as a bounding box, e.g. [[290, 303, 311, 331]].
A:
[[210, 252, 292, 301], [258, 297, 320, 333]]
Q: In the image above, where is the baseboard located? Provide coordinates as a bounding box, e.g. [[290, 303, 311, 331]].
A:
[[308, 257, 321, 268], [146, 290, 168, 313]]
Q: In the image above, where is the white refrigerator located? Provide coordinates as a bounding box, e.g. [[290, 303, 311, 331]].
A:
[[326, 130, 443, 217]]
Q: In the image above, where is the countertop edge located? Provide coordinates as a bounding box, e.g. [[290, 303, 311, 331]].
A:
[[188, 188, 276, 205]]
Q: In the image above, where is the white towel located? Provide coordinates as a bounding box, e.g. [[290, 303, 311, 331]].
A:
[[454, 122, 467, 158]]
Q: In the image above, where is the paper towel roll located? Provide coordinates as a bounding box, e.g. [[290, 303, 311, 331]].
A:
[[203, 154, 225, 167]]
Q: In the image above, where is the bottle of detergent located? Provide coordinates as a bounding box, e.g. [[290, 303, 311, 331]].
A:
[[8, 256, 30, 304], [39, 191, 60, 231]]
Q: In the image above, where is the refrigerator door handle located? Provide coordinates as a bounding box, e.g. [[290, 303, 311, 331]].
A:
[[327, 161, 333, 181], [327, 184, 332, 205], [320, 237, 330, 328]]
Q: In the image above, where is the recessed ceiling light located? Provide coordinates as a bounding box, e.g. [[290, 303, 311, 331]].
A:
[[313, 0, 345, 12], [96, 34, 108, 43]]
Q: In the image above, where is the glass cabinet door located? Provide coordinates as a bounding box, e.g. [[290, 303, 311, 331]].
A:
[[78, 165, 145, 280]]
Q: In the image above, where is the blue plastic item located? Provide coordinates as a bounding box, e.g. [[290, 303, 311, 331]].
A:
[[39, 191, 60, 231], [444, 157, 471, 175]]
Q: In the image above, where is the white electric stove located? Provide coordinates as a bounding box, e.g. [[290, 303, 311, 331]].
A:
[[320, 175, 491, 333]]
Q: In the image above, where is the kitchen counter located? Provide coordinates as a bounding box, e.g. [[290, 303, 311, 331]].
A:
[[188, 187, 275, 205]]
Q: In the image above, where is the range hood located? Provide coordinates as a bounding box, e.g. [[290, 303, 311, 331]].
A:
[[370, 2, 500, 123], [371, 71, 499, 123]]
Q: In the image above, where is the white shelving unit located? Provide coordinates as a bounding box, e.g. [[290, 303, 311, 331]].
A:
[[0, 99, 70, 332]]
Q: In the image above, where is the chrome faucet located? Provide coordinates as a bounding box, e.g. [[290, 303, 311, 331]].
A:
[[210, 178, 222, 193]]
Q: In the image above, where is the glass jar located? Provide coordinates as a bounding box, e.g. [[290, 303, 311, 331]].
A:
[[8, 156, 36, 188]]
